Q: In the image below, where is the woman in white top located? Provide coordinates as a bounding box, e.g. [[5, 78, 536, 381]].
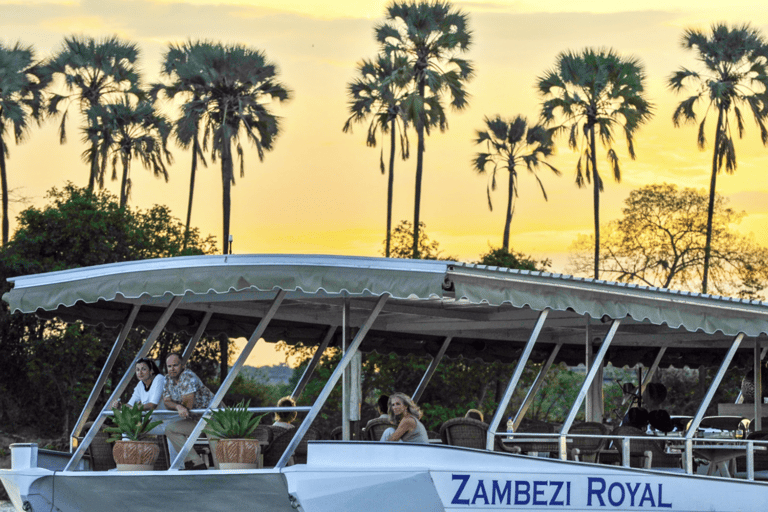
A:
[[113, 358, 166, 434]]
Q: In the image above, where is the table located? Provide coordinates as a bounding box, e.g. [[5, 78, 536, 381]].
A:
[[692, 444, 754, 477]]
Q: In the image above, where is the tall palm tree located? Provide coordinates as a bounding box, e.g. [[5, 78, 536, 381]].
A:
[[376, 0, 473, 259], [161, 42, 290, 255], [472, 115, 560, 252], [89, 99, 172, 208], [47, 36, 143, 190], [343, 52, 411, 258], [538, 48, 653, 279], [0, 42, 50, 245], [151, 41, 211, 250], [668, 23, 768, 294]]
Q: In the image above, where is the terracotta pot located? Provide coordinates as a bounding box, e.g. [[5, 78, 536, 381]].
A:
[[215, 438, 260, 470], [113, 440, 160, 471]]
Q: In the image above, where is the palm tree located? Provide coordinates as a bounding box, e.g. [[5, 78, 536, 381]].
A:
[[472, 115, 560, 252], [0, 41, 50, 245], [89, 99, 172, 208], [47, 36, 143, 190], [160, 42, 290, 255], [343, 52, 411, 258], [668, 23, 768, 294], [538, 48, 653, 279], [151, 41, 211, 250], [376, 0, 473, 259]]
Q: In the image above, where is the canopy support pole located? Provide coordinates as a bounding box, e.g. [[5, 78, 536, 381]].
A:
[[170, 290, 286, 470], [291, 324, 337, 400], [342, 296, 351, 441], [754, 339, 763, 431], [66, 297, 182, 471], [412, 336, 453, 403], [275, 294, 389, 469], [683, 333, 744, 474], [70, 303, 141, 449], [486, 309, 549, 450], [512, 342, 563, 432], [181, 311, 213, 364]]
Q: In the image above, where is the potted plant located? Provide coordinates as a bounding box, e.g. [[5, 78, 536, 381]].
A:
[[104, 402, 163, 471], [204, 400, 266, 469]]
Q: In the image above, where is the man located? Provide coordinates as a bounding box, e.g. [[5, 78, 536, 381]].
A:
[[163, 353, 214, 470]]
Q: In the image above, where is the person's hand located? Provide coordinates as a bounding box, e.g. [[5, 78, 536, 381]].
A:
[[111, 400, 121, 409], [177, 404, 189, 419]]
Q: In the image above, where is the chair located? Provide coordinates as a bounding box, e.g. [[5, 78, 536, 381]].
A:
[[80, 422, 115, 471], [151, 435, 170, 470], [262, 427, 320, 467], [440, 418, 488, 449], [364, 418, 394, 441], [506, 420, 557, 456], [600, 425, 680, 470], [568, 422, 609, 463], [253, 425, 273, 445], [330, 426, 343, 440]]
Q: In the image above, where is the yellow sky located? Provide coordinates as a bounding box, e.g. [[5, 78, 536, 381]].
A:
[[2, 0, 768, 366]]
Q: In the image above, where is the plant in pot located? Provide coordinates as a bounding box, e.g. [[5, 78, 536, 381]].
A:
[[104, 402, 163, 471], [204, 400, 266, 470]]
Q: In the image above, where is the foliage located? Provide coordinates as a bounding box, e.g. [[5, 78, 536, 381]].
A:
[[204, 400, 266, 439], [103, 402, 162, 442], [538, 48, 653, 279], [472, 115, 560, 251], [668, 22, 768, 293], [376, 0, 473, 258], [478, 246, 551, 272], [567, 183, 768, 298], [385, 220, 448, 260]]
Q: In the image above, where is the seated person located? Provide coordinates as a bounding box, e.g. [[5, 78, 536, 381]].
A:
[[115, 357, 166, 431], [381, 392, 428, 444], [465, 409, 484, 422], [273, 396, 297, 429], [162, 353, 214, 470]]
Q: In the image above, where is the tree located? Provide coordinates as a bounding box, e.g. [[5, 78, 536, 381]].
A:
[[46, 36, 144, 190], [668, 23, 768, 294], [151, 41, 211, 251], [477, 246, 551, 272], [472, 115, 560, 252], [343, 52, 411, 258], [538, 48, 653, 279], [0, 42, 50, 246], [386, 219, 442, 259], [376, 0, 473, 258], [567, 183, 768, 298], [89, 99, 173, 207], [155, 42, 291, 255]]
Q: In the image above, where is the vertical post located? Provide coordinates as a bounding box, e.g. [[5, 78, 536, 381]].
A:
[[755, 338, 763, 431], [342, 296, 351, 441], [412, 336, 452, 403], [486, 310, 548, 450], [585, 317, 604, 422]]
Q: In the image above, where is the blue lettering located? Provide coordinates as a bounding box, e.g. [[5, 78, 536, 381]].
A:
[[451, 474, 470, 505], [533, 481, 547, 505], [587, 477, 606, 507], [608, 482, 625, 507], [549, 481, 565, 506], [472, 480, 489, 505], [567, 481, 571, 506], [491, 480, 511, 505], [515, 481, 531, 505], [626, 483, 640, 507], [658, 484, 672, 508], [639, 483, 656, 507]]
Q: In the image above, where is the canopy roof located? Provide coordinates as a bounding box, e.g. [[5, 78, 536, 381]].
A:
[[5, 254, 768, 367]]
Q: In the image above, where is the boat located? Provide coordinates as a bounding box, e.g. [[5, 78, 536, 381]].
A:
[[2, 254, 768, 512]]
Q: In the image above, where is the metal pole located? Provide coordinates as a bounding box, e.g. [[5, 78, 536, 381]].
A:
[[486, 309, 549, 450], [412, 336, 452, 403], [291, 325, 337, 399], [275, 294, 389, 469], [181, 311, 212, 364], [513, 343, 562, 431]]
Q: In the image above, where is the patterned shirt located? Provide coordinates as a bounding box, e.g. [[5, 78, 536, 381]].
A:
[[162, 368, 214, 409]]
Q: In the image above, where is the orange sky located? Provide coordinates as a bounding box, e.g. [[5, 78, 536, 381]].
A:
[[2, 0, 768, 366]]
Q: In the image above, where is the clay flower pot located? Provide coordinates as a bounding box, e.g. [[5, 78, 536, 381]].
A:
[[216, 438, 260, 470], [113, 440, 160, 471]]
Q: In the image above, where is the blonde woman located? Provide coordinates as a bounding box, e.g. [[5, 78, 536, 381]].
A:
[[381, 392, 428, 443]]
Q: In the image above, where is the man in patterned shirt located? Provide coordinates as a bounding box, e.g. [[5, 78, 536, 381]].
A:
[[163, 353, 214, 469]]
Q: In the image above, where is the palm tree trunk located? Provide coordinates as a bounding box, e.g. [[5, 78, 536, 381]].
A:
[[590, 125, 600, 280], [221, 133, 233, 256], [183, 134, 200, 251], [503, 165, 515, 252], [702, 106, 726, 294], [412, 77, 427, 259], [119, 152, 130, 208], [88, 140, 99, 191], [386, 119, 396, 258], [0, 137, 8, 246]]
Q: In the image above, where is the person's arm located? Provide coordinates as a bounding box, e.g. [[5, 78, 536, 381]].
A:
[[388, 416, 416, 442], [167, 392, 195, 418]]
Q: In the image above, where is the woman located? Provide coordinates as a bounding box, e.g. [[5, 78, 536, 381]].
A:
[[114, 358, 165, 412], [383, 392, 428, 443]]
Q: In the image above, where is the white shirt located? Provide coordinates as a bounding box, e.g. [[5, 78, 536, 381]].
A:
[[128, 374, 166, 410]]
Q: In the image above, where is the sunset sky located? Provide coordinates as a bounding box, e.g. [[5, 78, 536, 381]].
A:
[[2, 0, 768, 365]]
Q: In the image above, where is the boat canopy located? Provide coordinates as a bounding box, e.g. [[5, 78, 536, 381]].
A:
[[4, 254, 768, 367]]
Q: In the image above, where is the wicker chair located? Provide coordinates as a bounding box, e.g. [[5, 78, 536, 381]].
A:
[[253, 425, 273, 445], [80, 422, 115, 471], [568, 422, 609, 463], [330, 426, 343, 440], [364, 418, 395, 441], [440, 418, 488, 449], [262, 427, 320, 467]]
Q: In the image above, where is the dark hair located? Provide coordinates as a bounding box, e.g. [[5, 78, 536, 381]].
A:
[[377, 395, 390, 415], [136, 357, 160, 375], [275, 396, 297, 423]]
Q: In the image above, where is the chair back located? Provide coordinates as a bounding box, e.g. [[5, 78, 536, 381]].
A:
[[569, 422, 609, 456], [330, 426, 343, 440], [252, 425, 273, 445], [263, 426, 319, 467], [439, 418, 488, 449], [365, 418, 395, 441]]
